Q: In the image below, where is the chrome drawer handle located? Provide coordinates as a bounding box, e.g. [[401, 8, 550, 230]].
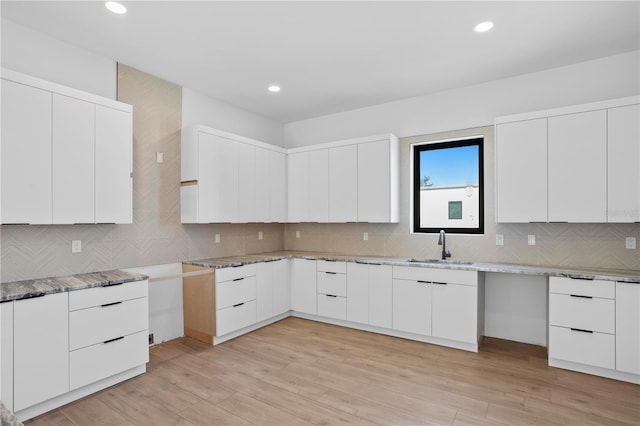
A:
[[101, 301, 123, 307], [570, 328, 593, 334]]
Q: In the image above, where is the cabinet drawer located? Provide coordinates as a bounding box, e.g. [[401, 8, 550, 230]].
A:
[[317, 294, 347, 320], [216, 300, 256, 336], [69, 279, 148, 311], [216, 264, 257, 282], [549, 276, 614, 299], [317, 260, 346, 273], [317, 271, 347, 297], [392, 266, 476, 286], [69, 297, 148, 350], [549, 325, 614, 369], [549, 293, 614, 333], [216, 275, 256, 309], [70, 330, 148, 391]]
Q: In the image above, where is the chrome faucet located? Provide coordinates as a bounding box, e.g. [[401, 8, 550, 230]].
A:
[[438, 230, 451, 260]]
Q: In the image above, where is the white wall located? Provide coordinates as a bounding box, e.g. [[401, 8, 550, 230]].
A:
[[285, 50, 640, 147], [1, 18, 117, 99], [182, 87, 286, 147]]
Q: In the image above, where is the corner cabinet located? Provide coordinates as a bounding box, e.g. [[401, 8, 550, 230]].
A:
[[181, 125, 287, 223], [1, 69, 133, 225], [495, 96, 639, 223]]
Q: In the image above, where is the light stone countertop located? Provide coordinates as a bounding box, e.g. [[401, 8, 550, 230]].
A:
[[0, 401, 22, 426], [0, 270, 149, 303], [184, 251, 640, 283]]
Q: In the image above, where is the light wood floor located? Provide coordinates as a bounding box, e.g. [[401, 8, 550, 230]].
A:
[[27, 317, 639, 425]]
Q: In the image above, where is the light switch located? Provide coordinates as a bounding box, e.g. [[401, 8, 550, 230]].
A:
[[296, 230, 300, 239], [496, 234, 504, 246], [258, 231, 263, 240], [71, 240, 82, 253], [156, 152, 164, 163], [626, 237, 636, 249], [215, 234, 221, 243], [528, 235, 536, 246], [363, 232, 369, 241]]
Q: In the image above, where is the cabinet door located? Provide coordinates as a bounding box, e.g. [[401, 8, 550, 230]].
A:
[[238, 143, 256, 223], [255, 147, 271, 222], [14, 293, 69, 412], [257, 262, 274, 322], [270, 151, 287, 223], [1, 301, 14, 410], [392, 279, 431, 335], [608, 104, 640, 223], [495, 119, 547, 222], [52, 94, 95, 224], [291, 259, 316, 315], [287, 152, 308, 222], [329, 145, 358, 222], [200, 133, 239, 223], [369, 264, 392, 329], [272, 259, 291, 315], [95, 105, 132, 223], [358, 140, 390, 222], [548, 110, 607, 222], [346, 263, 369, 324], [432, 283, 477, 344], [1, 79, 52, 224], [616, 282, 640, 375], [308, 149, 329, 222]]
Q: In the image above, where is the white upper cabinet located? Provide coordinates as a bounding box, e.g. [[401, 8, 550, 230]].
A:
[[495, 118, 547, 223], [1, 79, 52, 224], [308, 149, 329, 222], [358, 138, 399, 223], [287, 152, 309, 222], [608, 104, 639, 223], [181, 125, 287, 223], [95, 105, 133, 224], [1, 69, 133, 225], [495, 96, 639, 223], [548, 110, 607, 222], [329, 144, 358, 222]]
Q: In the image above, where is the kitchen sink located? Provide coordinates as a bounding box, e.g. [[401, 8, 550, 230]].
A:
[[406, 258, 474, 265]]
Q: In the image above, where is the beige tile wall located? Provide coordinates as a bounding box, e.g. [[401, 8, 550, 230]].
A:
[[285, 126, 640, 271], [0, 65, 283, 282]]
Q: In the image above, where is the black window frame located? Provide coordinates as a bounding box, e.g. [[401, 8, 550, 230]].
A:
[[412, 137, 485, 235]]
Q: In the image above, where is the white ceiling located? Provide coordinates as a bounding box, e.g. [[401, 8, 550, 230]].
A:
[[1, 1, 638, 123]]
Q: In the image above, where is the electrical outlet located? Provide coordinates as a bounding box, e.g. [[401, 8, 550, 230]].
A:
[[496, 234, 504, 246], [215, 234, 221, 243], [258, 231, 263, 240], [296, 230, 300, 239], [528, 235, 536, 246], [626, 237, 636, 249], [156, 152, 164, 163], [363, 232, 369, 241], [71, 240, 82, 253], [148, 333, 154, 345]]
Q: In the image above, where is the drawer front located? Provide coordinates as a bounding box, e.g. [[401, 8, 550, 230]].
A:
[[216, 300, 257, 336], [317, 271, 347, 297], [549, 293, 614, 333], [69, 279, 148, 311], [69, 297, 148, 350], [216, 264, 257, 282], [549, 325, 614, 369], [70, 330, 149, 391], [216, 275, 256, 309], [549, 276, 614, 299], [317, 294, 347, 320], [316, 260, 346, 273], [392, 266, 477, 286]]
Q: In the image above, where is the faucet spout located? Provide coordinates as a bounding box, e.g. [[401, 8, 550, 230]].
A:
[[437, 230, 451, 260]]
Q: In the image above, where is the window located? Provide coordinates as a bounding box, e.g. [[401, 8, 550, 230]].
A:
[[412, 137, 484, 234]]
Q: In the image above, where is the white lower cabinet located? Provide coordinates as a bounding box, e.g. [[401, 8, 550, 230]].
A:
[[257, 260, 291, 321], [432, 282, 478, 344], [14, 293, 69, 412], [272, 259, 291, 316], [549, 326, 615, 370], [346, 263, 393, 328], [215, 265, 257, 336], [292, 259, 317, 315], [1, 301, 14, 410], [217, 300, 257, 336], [317, 294, 347, 320], [317, 261, 347, 320], [616, 282, 640, 375], [393, 278, 432, 335]]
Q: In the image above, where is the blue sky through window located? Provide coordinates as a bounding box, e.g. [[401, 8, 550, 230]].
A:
[[419, 145, 479, 187]]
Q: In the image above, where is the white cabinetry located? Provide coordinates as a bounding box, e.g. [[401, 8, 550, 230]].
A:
[[13, 293, 69, 412], [257, 262, 274, 322], [272, 259, 291, 316], [1, 79, 52, 224], [608, 104, 640, 223], [291, 258, 317, 315], [358, 139, 399, 223], [1, 301, 14, 410], [616, 282, 640, 375], [495, 118, 547, 223], [329, 145, 358, 222], [216, 265, 257, 335], [317, 261, 347, 320], [393, 277, 431, 335], [548, 110, 607, 222], [309, 149, 329, 222], [287, 152, 309, 222], [346, 262, 392, 328], [182, 125, 286, 223]]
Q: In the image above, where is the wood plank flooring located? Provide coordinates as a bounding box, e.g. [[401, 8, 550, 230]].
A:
[[26, 317, 640, 425]]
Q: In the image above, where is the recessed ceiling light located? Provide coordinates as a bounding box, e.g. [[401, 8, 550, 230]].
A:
[[474, 21, 494, 33], [268, 85, 281, 93], [105, 1, 127, 14]]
